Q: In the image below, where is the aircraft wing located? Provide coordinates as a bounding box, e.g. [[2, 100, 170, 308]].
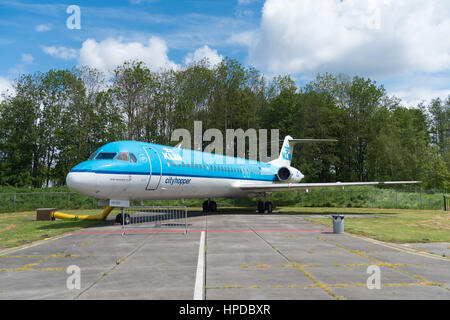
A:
[[239, 181, 421, 192]]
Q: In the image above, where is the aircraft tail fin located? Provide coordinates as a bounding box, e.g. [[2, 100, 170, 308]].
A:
[[269, 136, 337, 167]]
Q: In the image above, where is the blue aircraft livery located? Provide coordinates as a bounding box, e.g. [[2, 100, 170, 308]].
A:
[[66, 135, 420, 204]]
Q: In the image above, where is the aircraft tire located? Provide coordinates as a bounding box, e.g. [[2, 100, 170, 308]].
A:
[[116, 213, 131, 225], [265, 202, 273, 213], [124, 214, 131, 225], [257, 201, 265, 213]]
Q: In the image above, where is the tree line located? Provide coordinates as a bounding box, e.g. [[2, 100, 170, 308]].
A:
[[0, 58, 448, 190]]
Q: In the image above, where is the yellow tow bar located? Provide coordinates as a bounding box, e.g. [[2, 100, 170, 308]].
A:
[[52, 206, 114, 221]]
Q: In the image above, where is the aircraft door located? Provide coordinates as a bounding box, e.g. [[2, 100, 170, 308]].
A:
[[144, 147, 162, 190]]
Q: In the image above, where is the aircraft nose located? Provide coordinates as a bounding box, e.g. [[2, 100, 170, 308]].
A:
[[66, 170, 97, 197]]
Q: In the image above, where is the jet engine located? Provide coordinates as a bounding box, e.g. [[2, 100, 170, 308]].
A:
[[276, 166, 303, 183]]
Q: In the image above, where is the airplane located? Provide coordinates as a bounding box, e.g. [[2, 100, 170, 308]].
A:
[[65, 135, 420, 222]]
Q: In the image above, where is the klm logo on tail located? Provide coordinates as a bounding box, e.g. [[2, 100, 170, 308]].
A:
[[282, 145, 291, 160]]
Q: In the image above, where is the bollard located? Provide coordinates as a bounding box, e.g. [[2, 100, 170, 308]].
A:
[[332, 214, 344, 234]]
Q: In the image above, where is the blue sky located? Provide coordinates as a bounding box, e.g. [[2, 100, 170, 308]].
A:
[[1, 0, 449, 107]]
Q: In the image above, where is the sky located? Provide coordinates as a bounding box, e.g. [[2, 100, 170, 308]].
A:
[[0, 0, 449, 107]]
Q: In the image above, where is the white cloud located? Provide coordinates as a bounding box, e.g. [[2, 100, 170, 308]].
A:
[[227, 30, 256, 47], [78, 36, 180, 72], [35, 24, 52, 32], [0, 77, 14, 99], [21, 53, 34, 64], [249, 0, 450, 76], [391, 87, 450, 108], [42, 46, 78, 60], [184, 45, 224, 67]]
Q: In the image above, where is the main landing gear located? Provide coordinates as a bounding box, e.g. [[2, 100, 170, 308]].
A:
[[257, 192, 273, 213], [202, 199, 217, 213], [257, 201, 273, 213]]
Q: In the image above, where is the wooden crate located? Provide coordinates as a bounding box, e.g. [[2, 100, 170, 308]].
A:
[[36, 208, 56, 221]]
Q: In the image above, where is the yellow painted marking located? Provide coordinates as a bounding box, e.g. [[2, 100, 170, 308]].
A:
[[292, 262, 346, 300], [78, 240, 92, 247], [335, 242, 449, 291]]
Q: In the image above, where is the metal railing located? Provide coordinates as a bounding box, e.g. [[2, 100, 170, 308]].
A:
[[120, 206, 188, 235]]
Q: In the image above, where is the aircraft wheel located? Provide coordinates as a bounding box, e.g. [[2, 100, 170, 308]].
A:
[[265, 202, 273, 214], [209, 201, 217, 212], [116, 213, 131, 225], [257, 201, 265, 213], [202, 201, 209, 212]]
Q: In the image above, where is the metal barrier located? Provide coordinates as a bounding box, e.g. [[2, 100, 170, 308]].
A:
[[120, 206, 188, 235]]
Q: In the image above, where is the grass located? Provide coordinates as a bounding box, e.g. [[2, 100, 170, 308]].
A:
[[0, 209, 103, 249], [278, 207, 450, 243]]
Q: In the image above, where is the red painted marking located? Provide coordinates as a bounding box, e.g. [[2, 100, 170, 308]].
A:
[[69, 228, 332, 235]]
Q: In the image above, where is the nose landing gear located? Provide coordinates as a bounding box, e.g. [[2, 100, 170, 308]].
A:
[[115, 213, 130, 225]]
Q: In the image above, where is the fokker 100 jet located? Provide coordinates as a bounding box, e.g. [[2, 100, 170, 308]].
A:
[[65, 136, 420, 222]]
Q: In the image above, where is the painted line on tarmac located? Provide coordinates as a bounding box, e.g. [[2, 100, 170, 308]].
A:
[[69, 228, 332, 235], [193, 231, 206, 300]]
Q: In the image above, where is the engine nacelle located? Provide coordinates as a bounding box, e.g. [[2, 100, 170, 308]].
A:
[[276, 166, 304, 183]]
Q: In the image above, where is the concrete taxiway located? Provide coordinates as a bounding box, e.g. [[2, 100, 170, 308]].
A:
[[0, 211, 449, 300]]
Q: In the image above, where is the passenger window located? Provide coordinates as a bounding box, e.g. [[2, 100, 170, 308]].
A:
[[130, 153, 137, 163], [116, 152, 129, 162], [95, 152, 117, 160]]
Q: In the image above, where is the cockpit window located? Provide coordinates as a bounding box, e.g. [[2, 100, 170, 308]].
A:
[[116, 152, 129, 162], [95, 152, 117, 160], [130, 153, 137, 163], [88, 152, 97, 160]]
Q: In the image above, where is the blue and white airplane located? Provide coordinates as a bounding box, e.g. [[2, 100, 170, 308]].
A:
[[66, 135, 420, 215]]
